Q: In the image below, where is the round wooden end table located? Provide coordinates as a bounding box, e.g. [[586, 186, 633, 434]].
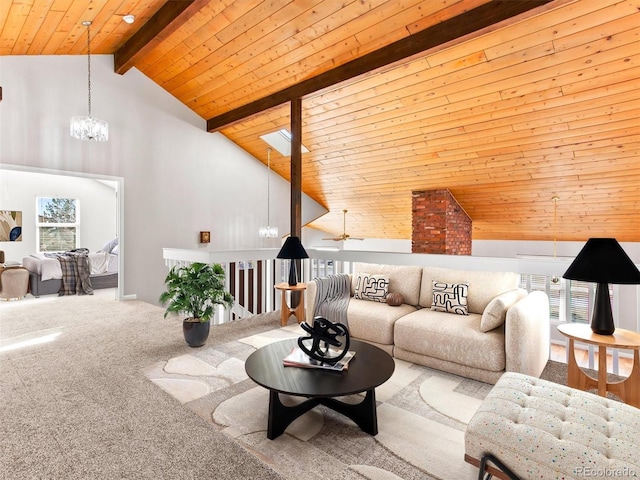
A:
[[274, 282, 306, 326], [557, 323, 640, 407]]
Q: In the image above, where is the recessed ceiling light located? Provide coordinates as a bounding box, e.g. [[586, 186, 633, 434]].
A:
[[122, 14, 135, 24]]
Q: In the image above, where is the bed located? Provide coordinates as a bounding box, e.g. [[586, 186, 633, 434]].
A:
[[22, 238, 119, 297]]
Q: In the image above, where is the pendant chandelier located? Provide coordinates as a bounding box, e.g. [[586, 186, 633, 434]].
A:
[[70, 20, 109, 142], [259, 148, 278, 238]]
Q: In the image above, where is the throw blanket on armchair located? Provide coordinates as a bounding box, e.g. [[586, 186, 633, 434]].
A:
[[312, 274, 351, 327]]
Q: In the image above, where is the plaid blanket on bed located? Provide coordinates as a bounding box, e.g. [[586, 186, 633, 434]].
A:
[[53, 249, 94, 296]]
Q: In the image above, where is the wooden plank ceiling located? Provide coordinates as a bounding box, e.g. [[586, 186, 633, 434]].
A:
[[2, 0, 639, 243]]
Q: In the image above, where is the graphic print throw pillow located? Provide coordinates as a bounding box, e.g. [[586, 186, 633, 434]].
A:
[[354, 273, 389, 302], [431, 281, 469, 315]]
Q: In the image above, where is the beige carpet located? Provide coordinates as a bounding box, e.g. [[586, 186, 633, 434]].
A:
[[144, 324, 495, 480], [1, 291, 575, 480], [0, 290, 286, 480]]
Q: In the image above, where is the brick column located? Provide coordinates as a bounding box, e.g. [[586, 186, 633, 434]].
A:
[[411, 189, 472, 255]]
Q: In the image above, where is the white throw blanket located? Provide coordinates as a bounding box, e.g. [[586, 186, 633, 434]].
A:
[[88, 251, 110, 274], [312, 274, 351, 327]]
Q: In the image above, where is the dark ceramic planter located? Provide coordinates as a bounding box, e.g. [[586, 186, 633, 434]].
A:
[[183, 319, 210, 347]]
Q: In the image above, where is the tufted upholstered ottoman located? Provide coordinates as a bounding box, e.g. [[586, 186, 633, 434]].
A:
[[465, 372, 640, 480]]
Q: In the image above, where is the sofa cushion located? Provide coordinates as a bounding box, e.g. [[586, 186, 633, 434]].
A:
[[419, 267, 519, 314], [431, 281, 468, 315], [480, 288, 528, 332], [353, 263, 423, 306], [354, 272, 389, 302], [394, 310, 506, 372], [347, 298, 417, 345]]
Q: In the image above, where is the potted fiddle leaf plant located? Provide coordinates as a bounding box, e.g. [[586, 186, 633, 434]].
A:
[[159, 262, 234, 347]]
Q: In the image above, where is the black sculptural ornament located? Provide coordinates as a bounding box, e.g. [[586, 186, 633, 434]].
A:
[[298, 317, 350, 364]]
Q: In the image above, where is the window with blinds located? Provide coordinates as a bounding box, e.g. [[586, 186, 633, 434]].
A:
[[519, 274, 612, 324], [311, 259, 335, 279], [36, 197, 79, 252], [567, 280, 591, 324]]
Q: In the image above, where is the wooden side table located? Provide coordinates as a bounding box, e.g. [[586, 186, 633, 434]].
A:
[[557, 323, 640, 407], [274, 282, 306, 327]]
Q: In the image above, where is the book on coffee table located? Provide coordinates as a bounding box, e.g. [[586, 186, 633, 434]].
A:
[[283, 347, 356, 372]]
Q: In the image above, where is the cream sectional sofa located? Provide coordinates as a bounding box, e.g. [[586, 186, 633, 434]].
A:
[[306, 262, 550, 384]]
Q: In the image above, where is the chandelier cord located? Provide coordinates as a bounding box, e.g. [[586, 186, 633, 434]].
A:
[[552, 195, 558, 258], [266, 148, 272, 225], [550, 195, 560, 284], [86, 22, 92, 118]]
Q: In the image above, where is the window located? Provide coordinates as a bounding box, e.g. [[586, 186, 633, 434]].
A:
[[311, 259, 335, 279], [36, 197, 79, 252], [519, 273, 613, 324], [565, 280, 614, 324], [259, 129, 310, 156]]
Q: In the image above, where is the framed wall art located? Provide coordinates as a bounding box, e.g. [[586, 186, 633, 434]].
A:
[[0, 210, 22, 242]]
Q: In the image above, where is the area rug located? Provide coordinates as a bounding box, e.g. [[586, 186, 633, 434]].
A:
[[143, 324, 500, 480]]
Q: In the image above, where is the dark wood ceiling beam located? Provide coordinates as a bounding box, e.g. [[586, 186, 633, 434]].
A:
[[290, 98, 303, 238], [114, 0, 209, 75], [206, 0, 554, 132]]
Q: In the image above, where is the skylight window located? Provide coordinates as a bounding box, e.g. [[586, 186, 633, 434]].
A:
[[259, 129, 310, 156]]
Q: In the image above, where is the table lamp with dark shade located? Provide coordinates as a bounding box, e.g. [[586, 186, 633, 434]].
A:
[[562, 238, 640, 335], [277, 236, 309, 286]]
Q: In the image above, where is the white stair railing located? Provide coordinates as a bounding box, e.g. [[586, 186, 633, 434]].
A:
[[163, 247, 639, 361]]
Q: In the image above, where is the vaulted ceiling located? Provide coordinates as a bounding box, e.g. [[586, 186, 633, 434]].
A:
[[2, 0, 639, 242]]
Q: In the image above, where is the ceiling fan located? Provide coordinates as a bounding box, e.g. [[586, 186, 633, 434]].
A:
[[323, 210, 364, 241]]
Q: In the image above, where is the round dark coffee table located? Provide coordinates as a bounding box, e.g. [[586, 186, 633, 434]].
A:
[[245, 338, 395, 439]]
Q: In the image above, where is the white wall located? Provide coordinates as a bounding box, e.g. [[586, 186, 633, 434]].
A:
[[304, 231, 640, 269], [0, 169, 117, 260], [473, 239, 640, 263], [0, 55, 327, 304], [303, 226, 411, 252]]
